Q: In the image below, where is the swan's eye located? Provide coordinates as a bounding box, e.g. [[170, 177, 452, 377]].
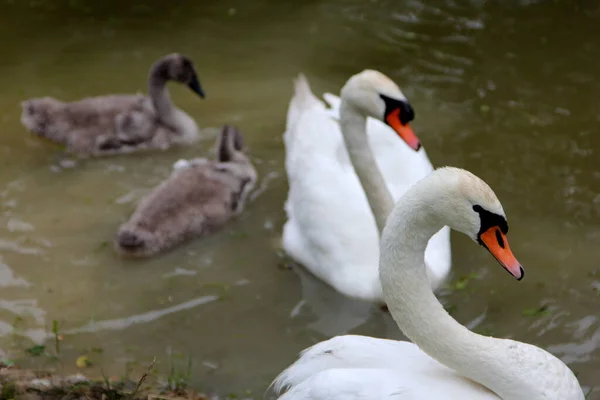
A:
[[472, 205, 508, 236], [473, 205, 523, 280], [495, 228, 505, 249], [379, 94, 420, 151], [379, 94, 415, 124]]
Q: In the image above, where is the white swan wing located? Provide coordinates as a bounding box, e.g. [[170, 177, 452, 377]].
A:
[[277, 369, 430, 400], [285, 75, 327, 152], [283, 79, 382, 301], [273, 335, 436, 390], [278, 369, 498, 400], [282, 114, 382, 300], [274, 336, 498, 400]]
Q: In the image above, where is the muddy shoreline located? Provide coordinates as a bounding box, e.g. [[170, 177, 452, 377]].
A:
[[0, 361, 211, 400]]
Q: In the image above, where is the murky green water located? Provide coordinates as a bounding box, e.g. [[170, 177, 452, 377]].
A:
[[0, 0, 599, 397]]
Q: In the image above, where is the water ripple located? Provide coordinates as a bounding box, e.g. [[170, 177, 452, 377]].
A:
[[0, 238, 44, 255], [0, 257, 31, 288], [64, 295, 218, 335], [548, 327, 600, 364]]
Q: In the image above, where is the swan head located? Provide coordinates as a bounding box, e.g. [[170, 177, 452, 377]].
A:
[[340, 69, 420, 151], [419, 167, 524, 280], [150, 53, 205, 98]]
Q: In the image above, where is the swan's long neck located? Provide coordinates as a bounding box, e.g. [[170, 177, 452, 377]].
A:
[[339, 103, 394, 233], [149, 71, 178, 131], [379, 182, 548, 400]]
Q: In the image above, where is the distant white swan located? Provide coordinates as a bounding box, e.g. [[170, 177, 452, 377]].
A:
[[282, 70, 451, 302], [274, 167, 584, 400]]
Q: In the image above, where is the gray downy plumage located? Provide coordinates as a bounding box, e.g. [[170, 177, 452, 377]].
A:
[[115, 125, 257, 257], [20, 53, 205, 157]]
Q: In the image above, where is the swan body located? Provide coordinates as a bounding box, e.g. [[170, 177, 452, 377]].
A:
[[115, 125, 256, 257], [273, 167, 584, 400], [282, 71, 451, 302], [274, 335, 497, 400], [20, 53, 205, 156]]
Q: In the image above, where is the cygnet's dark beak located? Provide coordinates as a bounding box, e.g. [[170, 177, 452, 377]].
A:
[[188, 73, 205, 98]]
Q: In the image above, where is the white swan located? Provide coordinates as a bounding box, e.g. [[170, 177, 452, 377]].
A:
[[282, 70, 451, 302], [273, 167, 584, 400]]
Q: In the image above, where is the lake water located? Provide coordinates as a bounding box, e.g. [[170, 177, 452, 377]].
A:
[[0, 0, 598, 397]]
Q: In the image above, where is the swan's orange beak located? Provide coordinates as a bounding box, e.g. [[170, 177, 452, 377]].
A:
[[479, 227, 524, 280], [385, 108, 421, 151]]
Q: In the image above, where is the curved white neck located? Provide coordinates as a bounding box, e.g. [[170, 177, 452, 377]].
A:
[[339, 102, 394, 233], [379, 182, 565, 400]]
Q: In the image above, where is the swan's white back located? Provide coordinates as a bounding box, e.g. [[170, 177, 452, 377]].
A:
[[273, 336, 498, 400], [282, 75, 451, 301]]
